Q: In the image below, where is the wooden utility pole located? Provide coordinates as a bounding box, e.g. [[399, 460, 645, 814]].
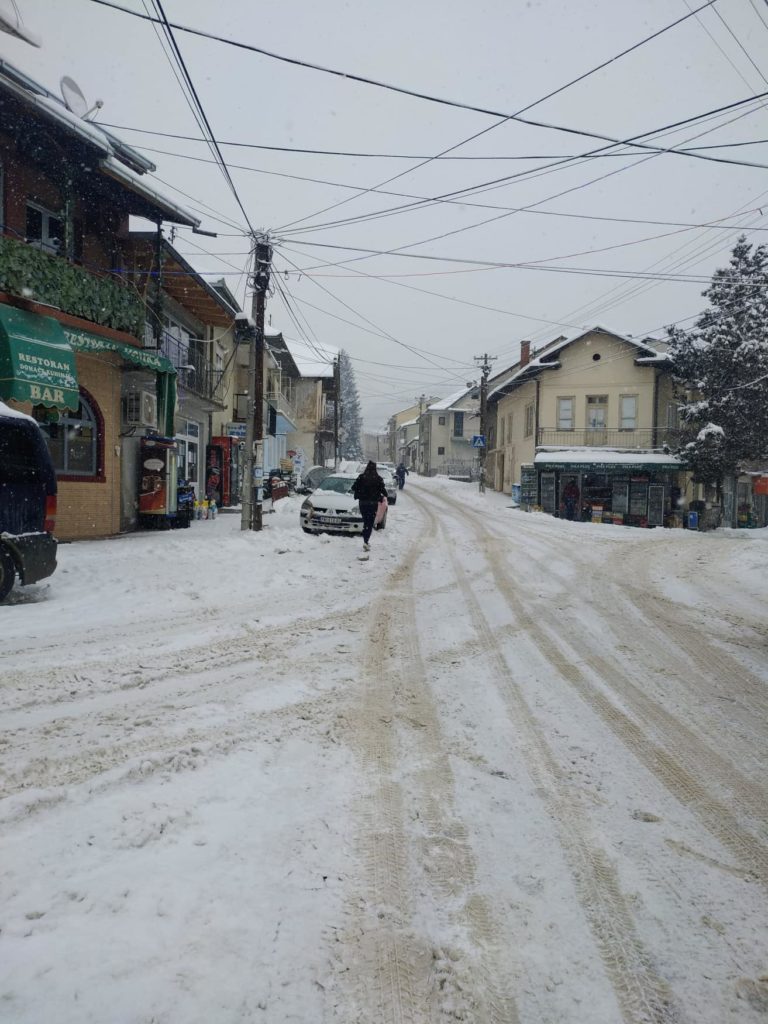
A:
[[333, 356, 341, 469], [475, 353, 497, 494], [240, 235, 272, 532]]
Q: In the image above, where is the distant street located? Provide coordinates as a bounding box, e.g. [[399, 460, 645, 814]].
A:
[[1, 478, 766, 1023]]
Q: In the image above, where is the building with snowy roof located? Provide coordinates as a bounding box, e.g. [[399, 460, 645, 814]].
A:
[[417, 385, 481, 478], [486, 327, 687, 526]]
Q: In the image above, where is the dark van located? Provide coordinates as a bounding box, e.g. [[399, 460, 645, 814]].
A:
[[0, 405, 58, 601]]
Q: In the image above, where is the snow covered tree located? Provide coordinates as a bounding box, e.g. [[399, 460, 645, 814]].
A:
[[667, 236, 768, 485], [338, 349, 363, 460]]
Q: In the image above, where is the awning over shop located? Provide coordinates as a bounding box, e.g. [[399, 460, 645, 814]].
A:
[[534, 450, 685, 473], [0, 305, 79, 409], [62, 326, 177, 436]]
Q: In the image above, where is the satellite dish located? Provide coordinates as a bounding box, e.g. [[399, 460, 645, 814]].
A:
[[60, 76, 89, 119]]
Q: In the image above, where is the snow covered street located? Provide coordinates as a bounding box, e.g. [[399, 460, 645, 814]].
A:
[[1, 478, 767, 1023]]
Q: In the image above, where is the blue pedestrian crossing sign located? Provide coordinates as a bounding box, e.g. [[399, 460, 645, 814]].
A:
[[471, 435, 486, 449]]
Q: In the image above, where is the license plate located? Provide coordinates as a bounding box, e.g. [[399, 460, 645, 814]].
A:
[[319, 516, 342, 525]]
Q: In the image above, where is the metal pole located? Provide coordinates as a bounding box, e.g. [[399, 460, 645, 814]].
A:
[[333, 356, 340, 469], [240, 235, 272, 532], [475, 353, 496, 494]]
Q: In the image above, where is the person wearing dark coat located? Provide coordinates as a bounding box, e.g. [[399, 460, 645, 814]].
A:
[[395, 462, 409, 489], [352, 460, 387, 551]]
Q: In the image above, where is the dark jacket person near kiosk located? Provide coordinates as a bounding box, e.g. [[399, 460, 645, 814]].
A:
[[352, 461, 387, 552]]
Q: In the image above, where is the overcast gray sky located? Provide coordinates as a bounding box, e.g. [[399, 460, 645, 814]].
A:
[[5, 0, 768, 428]]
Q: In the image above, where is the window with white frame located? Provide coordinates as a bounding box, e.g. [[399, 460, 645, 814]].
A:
[[438, 415, 446, 425], [557, 396, 574, 430], [26, 201, 64, 255], [524, 403, 534, 437], [586, 395, 608, 430], [620, 395, 638, 430]]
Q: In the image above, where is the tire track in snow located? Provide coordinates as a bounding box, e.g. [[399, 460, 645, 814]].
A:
[[419, 487, 768, 889], [478, 508, 768, 735], [408, 491, 675, 1024], [344, 514, 519, 1023]]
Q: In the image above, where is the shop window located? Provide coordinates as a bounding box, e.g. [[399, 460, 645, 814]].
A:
[[438, 415, 446, 425], [557, 397, 574, 430], [524, 403, 534, 437], [36, 392, 101, 477], [26, 202, 64, 255], [586, 395, 608, 430], [453, 412, 464, 437], [438, 446, 445, 455], [620, 395, 637, 430]]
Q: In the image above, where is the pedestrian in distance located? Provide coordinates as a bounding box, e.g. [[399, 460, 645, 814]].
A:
[[352, 460, 387, 554], [395, 462, 409, 490], [562, 478, 580, 521]]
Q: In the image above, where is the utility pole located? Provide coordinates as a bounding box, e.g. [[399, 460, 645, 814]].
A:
[[333, 356, 341, 469], [474, 353, 497, 494], [240, 235, 272, 532]]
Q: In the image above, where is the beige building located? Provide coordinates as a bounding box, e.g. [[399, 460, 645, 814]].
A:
[[419, 387, 481, 478], [487, 328, 685, 526]]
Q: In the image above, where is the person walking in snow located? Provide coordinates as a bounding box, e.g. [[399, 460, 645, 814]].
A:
[[352, 460, 387, 552], [395, 462, 408, 489]]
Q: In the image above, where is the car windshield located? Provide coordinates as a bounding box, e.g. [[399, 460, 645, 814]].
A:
[[316, 475, 355, 494]]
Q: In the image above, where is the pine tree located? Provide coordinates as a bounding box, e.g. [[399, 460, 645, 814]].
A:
[[667, 235, 768, 485], [338, 349, 363, 460]]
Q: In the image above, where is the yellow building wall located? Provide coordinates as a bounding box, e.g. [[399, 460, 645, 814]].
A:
[[55, 351, 123, 541]]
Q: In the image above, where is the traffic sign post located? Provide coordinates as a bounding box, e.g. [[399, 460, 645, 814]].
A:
[[471, 435, 486, 449]]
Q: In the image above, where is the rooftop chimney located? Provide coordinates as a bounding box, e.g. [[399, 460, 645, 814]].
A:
[[520, 339, 531, 366]]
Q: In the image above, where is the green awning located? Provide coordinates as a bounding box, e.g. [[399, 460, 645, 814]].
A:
[[0, 305, 80, 409], [62, 326, 177, 436]]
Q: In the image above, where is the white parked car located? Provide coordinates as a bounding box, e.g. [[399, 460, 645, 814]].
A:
[[300, 473, 388, 535]]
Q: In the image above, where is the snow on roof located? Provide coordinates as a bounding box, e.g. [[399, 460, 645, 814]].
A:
[[280, 336, 336, 378], [535, 448, 684, 466], [0, 59, 198, 227], [488, 326, 666, 400], [427, 386, 476, 411], [100, 158, 199, 228], [400, 418, 418, 428]]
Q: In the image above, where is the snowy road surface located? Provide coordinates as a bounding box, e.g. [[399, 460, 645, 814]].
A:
[[1, 477, 766, 1023]]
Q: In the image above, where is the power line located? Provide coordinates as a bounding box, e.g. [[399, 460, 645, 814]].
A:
[[128, 140, 768, 237], [96, 120, 768, 159], [149, 0, 256, 236], [274, 238, 767, 283], [272, 0, 721, 233], [88, 0, 767, 175], [277, 93, 768, 244]]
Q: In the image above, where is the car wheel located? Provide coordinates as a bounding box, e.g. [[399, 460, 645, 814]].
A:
[[0, 546, 17, 602], [389, 495, 397, 505], [302, 527, 314, 534]]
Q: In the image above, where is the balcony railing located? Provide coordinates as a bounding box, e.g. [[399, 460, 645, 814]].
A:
[[537, 427, 683, 449], [160, 330, 223, 404], [0, 235, 144, 336]]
